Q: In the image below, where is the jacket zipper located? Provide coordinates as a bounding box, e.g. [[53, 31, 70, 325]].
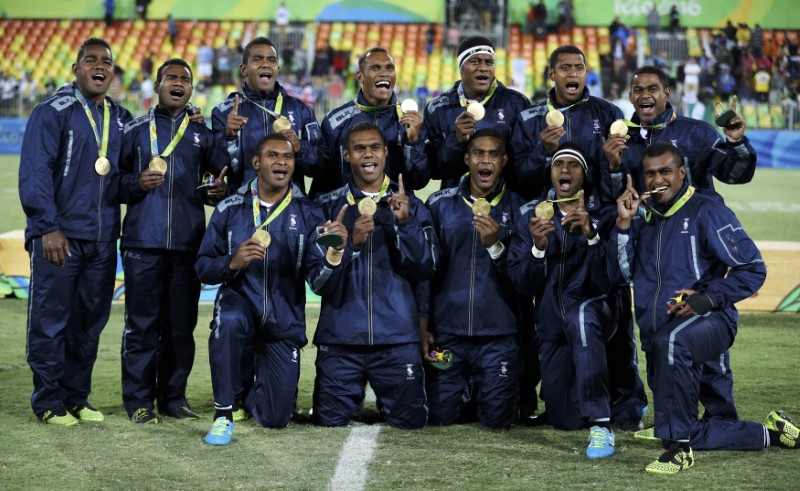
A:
[[262, 234, 269, 327], [469, 228, 477, 335], [167, 116, 176, 249], [651, 220, 667, 332], [368, 233, 373, 344], [558, 229, 567, 319]]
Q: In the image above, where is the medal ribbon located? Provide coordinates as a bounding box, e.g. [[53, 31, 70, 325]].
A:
[[457, 79, 498, 107], [148, 106, 190, 159], [345, 175, 391, 205], [546, 96, 589, 114], [241, 90, 285, 123], [545, 188, 582, 203], [354, 95, 404, 118], [460, 173, 506, 209], [638, 186, 695, 222], [74, 88, 110, 158], [618, 112, 677, 131], [250, 179, 293, 230]]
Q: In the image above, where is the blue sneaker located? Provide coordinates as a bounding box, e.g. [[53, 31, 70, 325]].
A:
[[204, 417, 234, 446], [586, 426, 615, 459]]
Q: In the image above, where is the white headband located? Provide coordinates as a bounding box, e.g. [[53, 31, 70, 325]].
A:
[[457, 45, 495, 70], [551, 148, 588, 172]]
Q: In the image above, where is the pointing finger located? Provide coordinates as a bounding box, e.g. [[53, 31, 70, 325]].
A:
[[232, 94, 240, 115], [397, 174, 405, 196], [335, 204, 349, 223]]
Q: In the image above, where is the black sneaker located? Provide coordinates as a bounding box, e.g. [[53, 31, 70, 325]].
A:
[[131, 407, 159, 424], [168, 405, 200, 420]]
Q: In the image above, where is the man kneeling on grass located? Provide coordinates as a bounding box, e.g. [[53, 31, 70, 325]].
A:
[[196, 134, 324, 445], [607, 142, 798, 474]]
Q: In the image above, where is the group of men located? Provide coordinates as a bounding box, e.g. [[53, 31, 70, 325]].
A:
[[19, 33, 799, 474]]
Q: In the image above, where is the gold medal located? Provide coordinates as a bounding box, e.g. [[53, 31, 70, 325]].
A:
[[609, 119, 629, 137], [535, 201, 554, 220], [95, 157, 111, 176], [148, 157, 168, 173], [252, 229, 271, 248], [545, 109, 564, 127], [272, 117, 292, 132], [358, 198, 377, 216], [466, 102, 485, 121], [472, 198, 491, 216]]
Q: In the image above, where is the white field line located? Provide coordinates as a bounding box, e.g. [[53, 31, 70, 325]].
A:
[[328, 425, 382, 491]]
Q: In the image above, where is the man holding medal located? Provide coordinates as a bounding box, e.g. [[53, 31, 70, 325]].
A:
[[604, 66, 758, 435], [508, 143, 627, 457], [196, 133, 324, 445], [607, 142, 798, 474], [309, 47, 428, 198], [511, 45, 647, 431], [118, 59, 229, 424], [422, 128, 526, 429], [424, 36, 531, 195], [307, 122, 437, 428], [212, 37, 321, 192], [19, 38, 133, 426]]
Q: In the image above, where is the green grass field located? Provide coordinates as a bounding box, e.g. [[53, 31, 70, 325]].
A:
[[0, 155, 799, 490]]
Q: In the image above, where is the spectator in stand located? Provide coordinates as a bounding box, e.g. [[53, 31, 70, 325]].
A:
[[445, 23, 461, 53], [215, 42, 234, 86], [716, 64, 736, 101], [669, 5, 680, 34], [136, 0, 150, 20], [754, 67, 771, 103], [557, 1, 574, 34], [197, 42, 214, 85], [724, 20, 737, 44], [736, 23, 751, 49], [140, 74, 153, 110], [481, 0, 492, 31], [769, 63, 786, 104], [141, 52, 154, 79], [683, 57, 701, 100], [751, 24, 764, 58], [167, 15, 178, 46], [275, 2, 290, 45], [534, 0, 547, 40], [646, 4, 660, 49], [104, 0, 115, 27], [425, 25, 436, 56]]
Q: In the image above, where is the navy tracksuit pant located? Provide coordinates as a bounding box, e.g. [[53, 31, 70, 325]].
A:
[[209, 290, 303, 428], [313, 343, 427, 429], [538, 295, 616, 430], [647, 314, 765, 451], [425, 334, 521, 429], [121, 249, 199, 416], [26, 238, 117, 417]]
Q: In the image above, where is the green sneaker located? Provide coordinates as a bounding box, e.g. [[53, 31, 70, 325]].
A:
[[41, 408, 79, 427], [70, 402, 105, 422], [765, 410, 799, 448], [645, 445, 694, 475], [131, 407, 159, 424], [634, 427, 659, 442], [232, 401, 250, 422]]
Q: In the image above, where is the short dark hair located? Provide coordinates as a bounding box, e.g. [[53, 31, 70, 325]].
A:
[[156, 58, 193, 83], [345, 121, 386, 148], [466, 128, 505, 155], [242, 37, 276, 65], [631, 65, 670, 89], [357, 47, 391, 72], [254, 133, 293, 157], [549, 45, 585, 69], [76, 38, 112, 64], [643, 142, 684, 167]]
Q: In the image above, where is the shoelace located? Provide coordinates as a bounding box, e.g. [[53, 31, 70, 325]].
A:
[[589, 428, 609, 448], [209, 420, 230, 435]]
